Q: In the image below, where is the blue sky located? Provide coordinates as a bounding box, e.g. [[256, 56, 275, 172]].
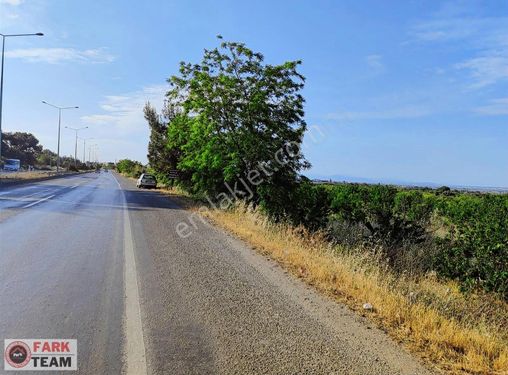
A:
[[1, 0, 507, 187]]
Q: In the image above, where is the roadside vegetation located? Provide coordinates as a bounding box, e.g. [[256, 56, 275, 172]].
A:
[[115, 159, 144, 178], [0, 131, 94, 172], [142, 38, 508, 374]]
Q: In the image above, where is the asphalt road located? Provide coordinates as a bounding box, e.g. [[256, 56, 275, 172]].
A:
[[0, 172, 433, 374]]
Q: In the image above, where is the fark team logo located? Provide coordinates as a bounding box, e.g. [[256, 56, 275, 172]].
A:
[[4, 339, 77, 371], [4, 341, 31, 368]]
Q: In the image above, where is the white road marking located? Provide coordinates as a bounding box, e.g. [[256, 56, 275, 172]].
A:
[[119, 174, 148, 375], [22, 194, 55, 208], [0, 189, 52, 203], [0, 186, 37, 196]]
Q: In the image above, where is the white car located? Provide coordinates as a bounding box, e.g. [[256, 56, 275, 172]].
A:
[[136, 173, 157, 189]]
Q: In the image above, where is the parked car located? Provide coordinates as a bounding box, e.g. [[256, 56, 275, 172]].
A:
[[136, 173, 157, 189]]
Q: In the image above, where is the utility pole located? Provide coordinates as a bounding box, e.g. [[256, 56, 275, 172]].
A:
[[65, 126, 87, 167], [0, 32, 43, 161], [42, 101, 78, 172]]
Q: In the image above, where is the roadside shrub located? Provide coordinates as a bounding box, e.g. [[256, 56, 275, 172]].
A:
[[116, 159, 144, 178], [435, 194, 508, 298], [258, 181, 332, 231]]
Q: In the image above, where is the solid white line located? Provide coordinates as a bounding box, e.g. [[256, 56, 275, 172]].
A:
[[121, 176, 148, 375], [22, 194, 55, 208]]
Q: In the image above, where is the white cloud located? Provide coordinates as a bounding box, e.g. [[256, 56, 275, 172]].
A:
[[0, 0, 23, 5], [366, 54, 383, 71], [5, 47, 115, 64], [81, 84, 168, 132], [80, 84, 168, 163], [474, 98, 508, 116], [326, 106, 430, 121], [455, 54, 508, 88], [410, 5, 508, 89]]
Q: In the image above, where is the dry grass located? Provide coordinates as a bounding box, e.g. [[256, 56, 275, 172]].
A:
[[0, 170, 86, 182], [0, 171, 58, 181], [189, 201, 508, 375]]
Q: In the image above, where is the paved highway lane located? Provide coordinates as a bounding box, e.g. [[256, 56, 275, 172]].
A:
[[0, 172, 433, 374], [0, 173, 125, 374]]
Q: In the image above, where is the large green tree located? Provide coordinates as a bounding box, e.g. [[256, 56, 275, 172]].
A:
[[1, 132, 43, 166], [166, 38, 309, 202]]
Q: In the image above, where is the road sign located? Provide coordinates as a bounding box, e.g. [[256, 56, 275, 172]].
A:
[[168, 170, 180, 179]]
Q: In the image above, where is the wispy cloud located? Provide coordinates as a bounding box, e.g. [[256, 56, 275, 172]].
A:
[[366, 54, 384, 72], [81, 85, 168, 133], [0, 0, 23, 5], [474, 97, 508, 116], [455, 54, 508, 88], [5, 47, 116, 64], [410, 4, 508, 89], [326, 106, 430, 121]]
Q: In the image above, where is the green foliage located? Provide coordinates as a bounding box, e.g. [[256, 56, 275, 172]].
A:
[[165, 38, 309, 201], [1, 131, 43, 166], [36, 149, 58, 166], [259, 181, 332, 231], [435, 195, 508, 298], [328, 184, 427, 244], [260, 180, 507, 298], [144, 102, 180, 185], [116, 159, 144, 178]]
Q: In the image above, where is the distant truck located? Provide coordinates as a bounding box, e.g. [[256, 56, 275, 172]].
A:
[[3, 159, 21, 172]]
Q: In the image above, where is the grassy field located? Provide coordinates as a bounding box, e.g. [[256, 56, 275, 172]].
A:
[[157, 184, 508, 375]]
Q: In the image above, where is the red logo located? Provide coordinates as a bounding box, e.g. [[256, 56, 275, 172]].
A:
[[5, 341, 31, 368]]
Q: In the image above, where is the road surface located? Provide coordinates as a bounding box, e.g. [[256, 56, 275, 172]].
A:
[[0, 172, 432, 374]]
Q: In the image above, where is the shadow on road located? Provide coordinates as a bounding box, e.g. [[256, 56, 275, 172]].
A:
[[122, 187, 181, 211]]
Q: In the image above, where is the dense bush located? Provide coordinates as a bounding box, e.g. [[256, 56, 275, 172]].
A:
[[259, 181, 332, 231], [435, 195, 508, 298], [258, 181, 508, 298], [116, 159, 144, 178]]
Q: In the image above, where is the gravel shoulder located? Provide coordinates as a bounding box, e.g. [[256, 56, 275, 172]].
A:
[[118, 174, 435, 375]]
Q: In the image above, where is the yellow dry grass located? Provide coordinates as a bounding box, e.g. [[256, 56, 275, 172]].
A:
[[0, 171, 57, 180], [190, 202, 508, 375]]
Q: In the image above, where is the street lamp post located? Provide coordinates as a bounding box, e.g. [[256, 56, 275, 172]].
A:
[[42, 101, 78, 172], [79, 137, 93, 166], [89, 144, 97, 166], [65, 126, 88, 167], [0, 32, 43, 161]]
